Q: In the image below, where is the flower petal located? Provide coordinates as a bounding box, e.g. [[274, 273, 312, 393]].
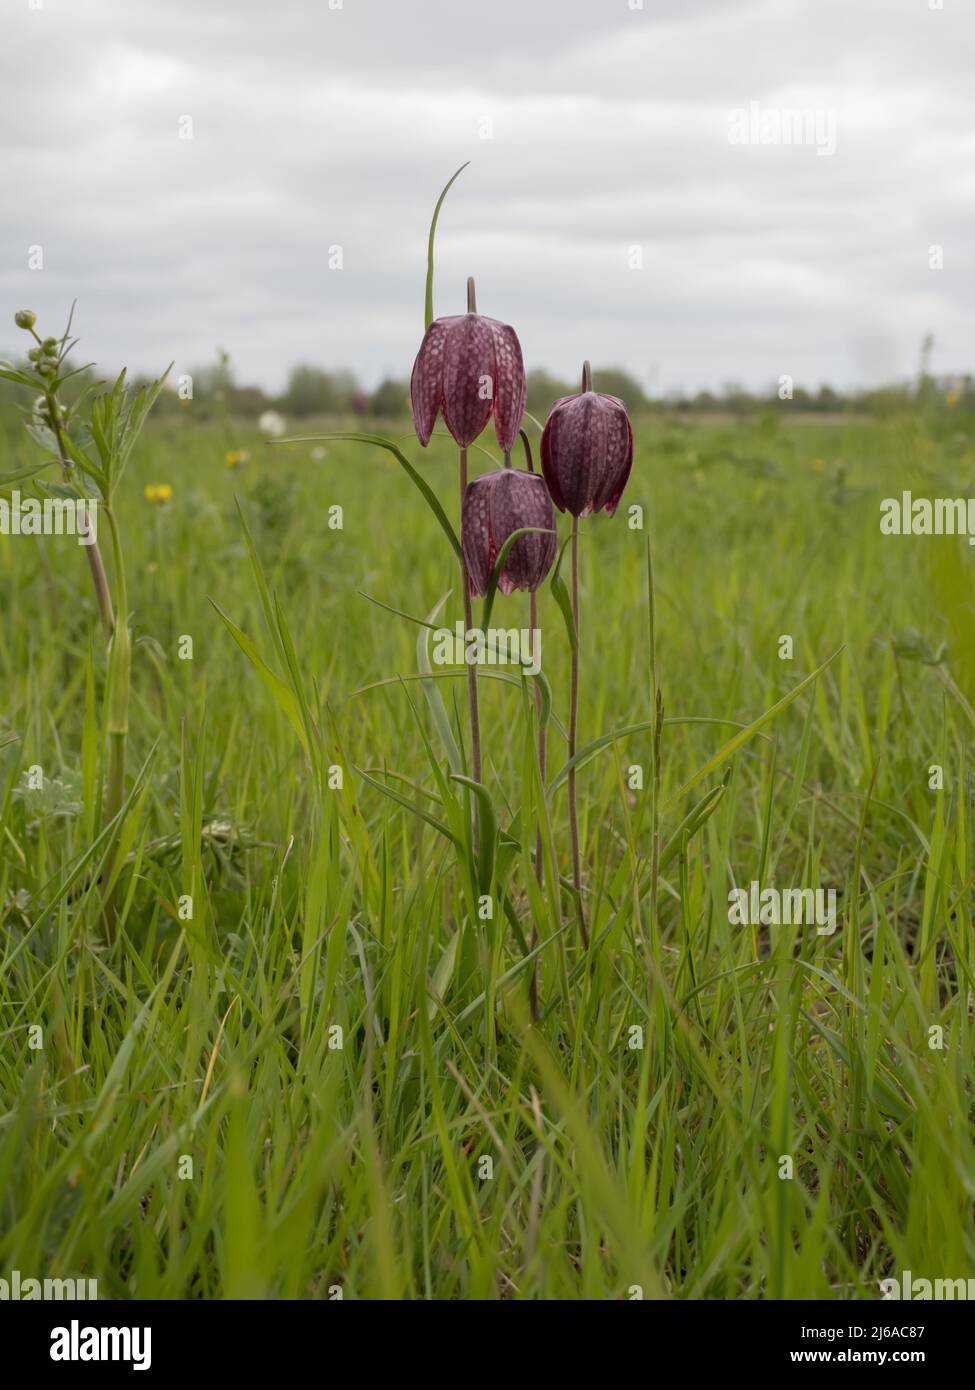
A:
[[410, 318, 453, 446], [590, 395, 634, 516], [441, 315, 495, 447], [540, 404, 567, 512], [487, 320, 527, 451], [488, 470, 557, 593], [461, 474, 494, 597], [508, 472, 557, 591], [541, 394, 599, 517]]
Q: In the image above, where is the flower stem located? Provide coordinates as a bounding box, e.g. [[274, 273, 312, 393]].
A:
[[101, 504, 130, 943], [49, 390, 123, 939], [49, 403, 115, 637], [459, 446, 482, 851], [568, 512, 589, 948], [529, 587, 545, 1018]]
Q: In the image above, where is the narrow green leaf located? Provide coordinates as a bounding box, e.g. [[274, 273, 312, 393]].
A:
[[548, 719, 655, 795], [417, 592, 464, 774], [39, 480, 82, 501], [209, 599, 309, 754], [289, 432, 462, 562], [481, 526, 557, 633], [0, 464, 49, 491], [424, 162, 469, 329], [658, 779, 727, 874], [666, 648, 844, 807], [235, 497, 289, 669], [0, 364, 39, 390], [451, 774, 497, 894], [429, 931, 460, 1017], [549, 535, 577, 654], [353, 764, 459, 846]]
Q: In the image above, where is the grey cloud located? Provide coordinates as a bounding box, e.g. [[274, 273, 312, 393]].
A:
[[1, 0, 972, 395]]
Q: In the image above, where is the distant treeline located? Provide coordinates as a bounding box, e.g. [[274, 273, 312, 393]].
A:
[[3, 346, 974, 423], [148, 363, 975, 421]]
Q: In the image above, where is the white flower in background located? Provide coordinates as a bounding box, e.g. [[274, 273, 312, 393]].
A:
[[258, 410, 286, 438], [310, 446, 327, 461]]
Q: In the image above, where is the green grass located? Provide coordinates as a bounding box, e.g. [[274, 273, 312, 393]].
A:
[[1, 405, 974, 1299]]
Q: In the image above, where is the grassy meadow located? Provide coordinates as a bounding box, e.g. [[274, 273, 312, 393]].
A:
[[1, 401, 974, 1299]]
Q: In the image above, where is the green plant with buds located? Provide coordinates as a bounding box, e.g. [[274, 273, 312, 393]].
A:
[[1, 306, 169, 937]]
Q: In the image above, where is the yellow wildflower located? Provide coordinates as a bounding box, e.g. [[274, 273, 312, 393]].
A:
[[144, 483, 173, 505]]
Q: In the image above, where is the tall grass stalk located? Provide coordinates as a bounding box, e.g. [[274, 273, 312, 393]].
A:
[[46, 389, 115, 638], [529, 586, 545, 1017], [459, 277, 483, 849]]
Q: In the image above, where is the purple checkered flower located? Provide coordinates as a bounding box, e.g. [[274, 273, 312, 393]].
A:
[[461, 467, 557, 597], [411, 282, 526, 450], [540, 364, 633, 518]]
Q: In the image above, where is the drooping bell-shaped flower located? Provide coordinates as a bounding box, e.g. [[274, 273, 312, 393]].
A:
[[462, 465, 557, 597], [411, 278, 526, 451], [540, 362, 633, 517]]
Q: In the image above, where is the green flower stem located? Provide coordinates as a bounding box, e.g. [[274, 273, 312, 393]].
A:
[[530, 587, 545, 1018], [49, 404, 115, 637], [48, 378, 124, 938], [459, 446, 482, 852], [568, 513, 589, 948], [101, 504, 130, 940]]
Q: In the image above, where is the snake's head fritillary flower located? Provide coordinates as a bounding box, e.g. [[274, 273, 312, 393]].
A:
[[411, 278, 526, 451], [540, 361, 633, 518], [461, 466, 557, 597]]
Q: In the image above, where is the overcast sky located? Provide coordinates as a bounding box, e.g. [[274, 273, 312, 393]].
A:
[[2, 0, 973, 396]]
